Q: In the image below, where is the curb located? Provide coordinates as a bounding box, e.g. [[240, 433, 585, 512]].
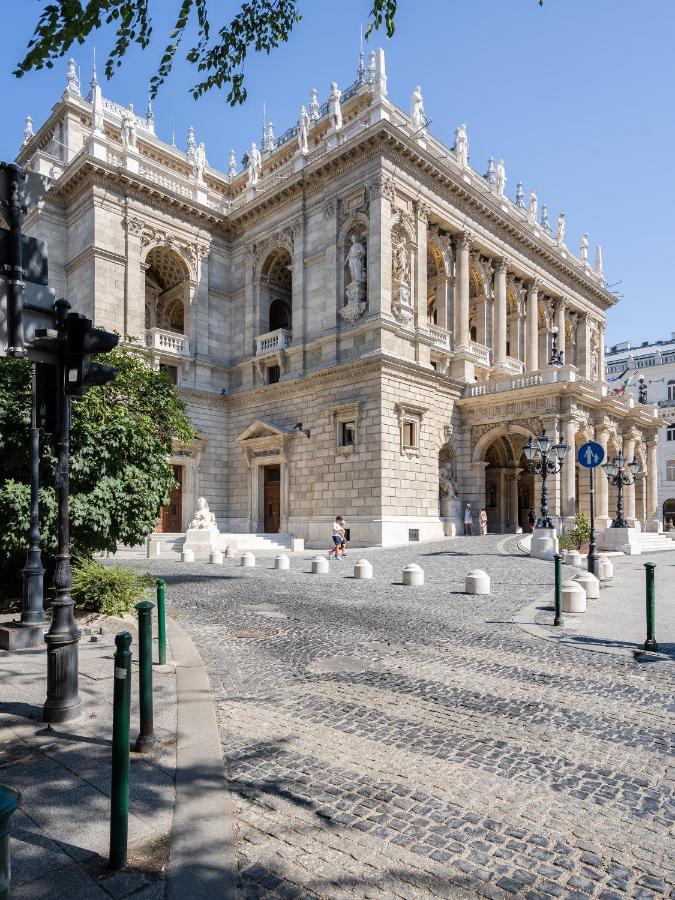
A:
[[166, 617, 238, 900], [513, 591, 672, 662]]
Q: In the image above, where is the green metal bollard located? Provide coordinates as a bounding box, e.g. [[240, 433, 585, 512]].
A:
[[109, 632, 132, 871], [553, 553, 564, 627], [0, 784, 20, 900], [156, 579, 167, 666], [134, 601, 155, 753], [643, 562, 659, 653]]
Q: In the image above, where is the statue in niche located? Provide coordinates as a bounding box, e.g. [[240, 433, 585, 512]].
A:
[[528, 189, 538, 225], [390, 230, 413, 325], [194, 142, 207, 183], [590, 329, 600, 380], [341, 233, 367, 322], [298, 106, 310, 154], [328, 82, 342, 131], [346, 234, 366, 288], [556, 212, 566, 244], [439, 466, 458, 499], [454, 123, 468, 167], [392, 234, 410, 285], [496, 159, 506, 196], [411, 85, 425, 132], [120, 104, 137, 151], [189, 497, 217, 530], [247, 142, 262, 185]]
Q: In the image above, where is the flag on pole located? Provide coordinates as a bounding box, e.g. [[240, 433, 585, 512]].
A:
[[609, 370, 637, 397], [607, 367, 630, 383]]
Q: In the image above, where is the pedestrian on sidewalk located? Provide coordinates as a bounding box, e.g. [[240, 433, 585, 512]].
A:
[[464, 503, 473, 536], [479, 507, 488, 535], [329, 515, 347, 558]]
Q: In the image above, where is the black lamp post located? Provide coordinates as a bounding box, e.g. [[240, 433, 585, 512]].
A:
[[523, 429, 569, 529], [603, 452, 640, 528], [638, 377, 648, 404], [549, 325, 564, 366]]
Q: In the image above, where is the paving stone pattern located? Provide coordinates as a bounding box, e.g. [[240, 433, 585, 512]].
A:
[[141, 536, 674, 899]]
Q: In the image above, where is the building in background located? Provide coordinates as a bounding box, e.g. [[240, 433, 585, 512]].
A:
[[606, 334, 675, 527], [14, 51, 661, 548]]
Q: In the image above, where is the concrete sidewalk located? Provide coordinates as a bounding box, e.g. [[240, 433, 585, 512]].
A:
[[0, 613, 177, 898], [516, 547, 675, 661]]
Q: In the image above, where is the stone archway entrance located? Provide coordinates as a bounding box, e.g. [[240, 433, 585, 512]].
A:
[[478, 429, 536, 534]]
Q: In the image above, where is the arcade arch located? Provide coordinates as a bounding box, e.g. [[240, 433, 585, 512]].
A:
[[144, 245, 191, 335]]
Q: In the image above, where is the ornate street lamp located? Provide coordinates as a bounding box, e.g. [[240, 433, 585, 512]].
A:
[[549, 325, 564, 367], [638, 376, 648, 404], [523, 429, 569, 529], [603, 452, 640, 528]]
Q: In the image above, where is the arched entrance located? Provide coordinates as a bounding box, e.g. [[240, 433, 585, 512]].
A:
[[477, 428, 537, 534], [663, 498, 675, 531]]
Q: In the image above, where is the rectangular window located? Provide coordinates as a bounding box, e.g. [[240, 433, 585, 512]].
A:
[[667, 460, 675, 481], [408, 529, 419, 542], [668, 382, 675, 401], [267, 365, 280, 384], [160, 364, 178, 385], [402, 421, 416, 449], [668, 424, 675, 441], [341, 421, 356, 446]]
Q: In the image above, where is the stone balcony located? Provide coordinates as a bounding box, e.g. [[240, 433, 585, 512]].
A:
[[424, 323, 452, 351], [146, 328, 191, 357], [465, 365, 583, 398], [255, 328, 292, 356], [468, 341, 492, 367]]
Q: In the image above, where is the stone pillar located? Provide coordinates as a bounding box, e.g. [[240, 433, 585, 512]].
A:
[[554, 300, 566, 363], [646, 434, 660, 530], [576, 313, 591, 379], [595, 423, 611, 529], [493, 258, 507, 369], [243, 246, 257, 374], [323, 199, 338, 365], [291, 218, 305, 374], [415, 204, 428, 334], [562, 417, 577, 523], [454, 233, 470, 350], [368, 173, 393, 318], [623, 430, 638, 525], [124, 215, 144, 340], [436, 275, 450, 330], [195, 252, 210, 359], [526, 281, 539, 372], [599, 322, 607, 382], [507, 470, 521, 533]]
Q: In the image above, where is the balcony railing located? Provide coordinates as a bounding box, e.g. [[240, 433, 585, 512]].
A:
[[468, 341, 492, 367], [503, 355, 525, 375], [425, 323, 452, 351], [255, 328, 292, 356], [658, 397, 675, 408], [146, 328, 191, 357]]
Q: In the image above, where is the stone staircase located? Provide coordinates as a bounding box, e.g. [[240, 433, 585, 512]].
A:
[[624, 532, 675, 554], [113, 531, 295, 560]]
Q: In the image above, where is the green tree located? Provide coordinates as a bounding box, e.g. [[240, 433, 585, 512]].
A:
[[15, 1, 541, 106], [0, 344, 194, 594], [568, 511, 591, 551]]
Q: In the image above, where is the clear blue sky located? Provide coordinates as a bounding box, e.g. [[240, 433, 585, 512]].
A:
[[1, 0, 672, 346]]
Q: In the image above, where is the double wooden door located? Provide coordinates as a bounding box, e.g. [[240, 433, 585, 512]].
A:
[[158, 465, 183, 533]]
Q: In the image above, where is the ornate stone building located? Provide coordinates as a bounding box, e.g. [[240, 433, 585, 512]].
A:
[[17, 52, 661, 546]]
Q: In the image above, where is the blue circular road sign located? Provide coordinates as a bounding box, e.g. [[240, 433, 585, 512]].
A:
[[578, 441, 605, 469]]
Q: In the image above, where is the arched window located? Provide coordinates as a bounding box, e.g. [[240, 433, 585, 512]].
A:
[[269, 298, 291, 331], [145, 246, 190, 336], [668, 380, 675, 401], [260, 248, 292, 334]]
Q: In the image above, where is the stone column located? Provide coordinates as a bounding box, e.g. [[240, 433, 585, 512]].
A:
[[554, 300, 566, 363], [195, 251, 210, 359], [454, 232, 470, 350], [623, 429, 638, 525], [576, 313, 591, 379], [646, 434, 660, 530], [368, 173, 393, 318], [526, 281, 539, 372], [415, 204, 428, 334], [594, 422, 611, 529], [561, 417, 577, 523], [123, 212, 144, 340], [599, 322, 607, 382], [291, 218, 305, 375], [243, 246, 257, 378], [507, 470, 521, 533], [323, 199, 338, 365], [493, 258, 508, 369], [436, 275, 450, 330]]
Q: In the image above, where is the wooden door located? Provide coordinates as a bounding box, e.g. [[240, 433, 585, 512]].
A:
[[158, 465, 183, 532], [263, 466, 281, 533]]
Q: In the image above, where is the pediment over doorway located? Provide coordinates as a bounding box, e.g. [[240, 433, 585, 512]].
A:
[[235, 419, 294, 444]]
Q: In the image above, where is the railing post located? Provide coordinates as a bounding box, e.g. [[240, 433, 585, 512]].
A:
[[109, 632, 132, 871], [554, 553, 564, 627], [0, 785, 20, 900], [156, 579, 167, 666], [643, 562, 659, 652], [134, 601, 155, 753]]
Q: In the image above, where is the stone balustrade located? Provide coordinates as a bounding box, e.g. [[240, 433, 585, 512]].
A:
[[469, 341, 492, 367], [425, 323, 452, 350], [255, 328, 292, 356], [146, 328, 191, 357]]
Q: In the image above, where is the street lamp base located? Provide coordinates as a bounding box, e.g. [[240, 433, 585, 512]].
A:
[[611, 518, 630, 529], [0, 623, 46, 651]]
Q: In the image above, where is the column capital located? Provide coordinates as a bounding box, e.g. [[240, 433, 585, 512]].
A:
[[458, 230, 473, 251], [623, 426, 642, 445], [495, 257, 509, 276], [527, 277, 542, 293]]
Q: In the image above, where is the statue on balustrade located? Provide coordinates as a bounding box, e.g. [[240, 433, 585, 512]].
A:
[[411, 85, 426, 132], [298, 106, 310, 154], [248, 142, 262, 185], [328, 82, 343, 131], [496, 159, 506, 196], [194, 142, 207, 183], [579, 233, 589, 264], [121, 104, 137, 151], [528, 189, 538, 225], [454, 123, 468, 167], [556, 212, 566, 244]]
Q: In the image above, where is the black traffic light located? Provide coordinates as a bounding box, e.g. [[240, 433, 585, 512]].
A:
[[35, 361, 58, 432], [64, 313, 119, 396]]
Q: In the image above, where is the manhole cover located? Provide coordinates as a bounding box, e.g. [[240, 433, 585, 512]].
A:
[[225, 627, 280, 639]]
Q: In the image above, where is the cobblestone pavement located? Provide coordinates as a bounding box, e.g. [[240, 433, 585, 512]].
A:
[[137, 536, 674, 899]]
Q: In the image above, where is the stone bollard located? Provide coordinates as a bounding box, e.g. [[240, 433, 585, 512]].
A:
[[598, 558, 614, 581], [573, 571, 600, 600], [560, 550, 570, 565], [562, 579, 586, 613], [224, 546, 237, 559], [274, 554, 290, 570], [464, 569, 490, 595], [567, 550, 583, 567], [209, 550, 223, 565], [240, 552, 255, 567], [402, 563, 424, 586], [353, 559, 373, 579], [311, 556, 329, 574], [181, 548, 195, 563]]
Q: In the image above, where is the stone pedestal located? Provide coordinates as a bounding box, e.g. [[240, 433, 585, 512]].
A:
[[597, 527, 642, 555], [181, 548, 195, 562], [0, 623, 46, 651], [530, 527, 559, 561], [291, 538, 305, 552], [184, 525, 220, 559], [440, 498, 462, 536]]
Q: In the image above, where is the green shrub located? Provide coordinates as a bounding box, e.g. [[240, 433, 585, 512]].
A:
[[569, 512, 591, 550], [558, 534, 573, 551], [71, 558, 153, 617]]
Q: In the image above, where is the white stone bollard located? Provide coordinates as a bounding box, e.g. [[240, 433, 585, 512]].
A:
[[147, 538, 161, 559], [567, 550, 583, 567], [274, 554, 290, 570], [240, 552, 255, 567], [562, 579, 587, 613], [573, 571, 600, 600], [465, 569, 491, 595], [353, 559, 373, 579], [311, 556, 329, 574], [598, 558, 614, 580], [209, 550, 223, 565], [402, 563, 424, 586], [291, 538, 305, 552], [224, 545, 237, 559], [181, 548, 195, 563]]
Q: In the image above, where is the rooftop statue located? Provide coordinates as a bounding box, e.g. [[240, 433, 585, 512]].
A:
[[485, 156, 496, 185], [541, 204, 551, 234], [411, 85, 425, 132], [309, 87, 320, 121], [579, 232, 589, 264], [454, 123, 468, 167], [515, 181, 525, 208], [248, 142, 262, 186], [556, 212, 566, 245], [228, 148, 237, 178], [194, 142, 207, 183], [496, 159, 506, 196], [528, 189, 538, 225], [298, 106, 310, 154], [120, 104, 137, 151], [329, 83, 343, 131]]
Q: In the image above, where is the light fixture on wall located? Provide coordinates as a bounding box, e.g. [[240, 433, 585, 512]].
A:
[[294, 422, 311, 439]]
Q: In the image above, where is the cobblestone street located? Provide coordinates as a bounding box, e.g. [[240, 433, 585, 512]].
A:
[[140, 537, 674, 899]]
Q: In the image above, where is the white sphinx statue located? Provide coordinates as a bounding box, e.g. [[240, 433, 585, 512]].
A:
[[183, 496, 221, 557], [189, 497, 217, 530]]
